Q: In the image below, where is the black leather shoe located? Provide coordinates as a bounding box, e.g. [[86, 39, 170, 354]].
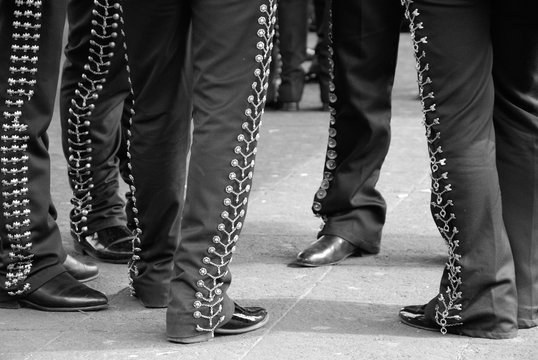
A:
[[63, 254, 98, 283], [0, 272, 108, 312], [167, 303, 269, 344], [277, 101, 300, 111], [73, 225, 133, 264], [214, 303, 269, 335], [294, 235, 361, 267], [399, 304, 441, 332]]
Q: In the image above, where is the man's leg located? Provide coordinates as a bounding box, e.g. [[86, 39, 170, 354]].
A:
[[296, 0, 402, 266], [60, 0, 133, 264], [0, 0, 107, 311], [165, 0, 276, 343], [123, 0, 192, 308], [492, 0, 538, 329], [399, 0, 517, 339]]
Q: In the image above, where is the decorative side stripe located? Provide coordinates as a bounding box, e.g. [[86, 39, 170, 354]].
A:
[[401, 0, 463, 334], [61, 0, 141, 296], [1, 0, 43, 296], [66, 0, 125, 243], [192, 1, 277, 335], [121, 6, 142, 297], [312, 0, 336, 219]]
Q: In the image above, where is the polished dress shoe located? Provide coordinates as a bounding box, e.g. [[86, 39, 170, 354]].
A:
[[295, 235, 361, 267], [168, 303, 269, 344], [399, 304, 442, 332], [63, 254, 98, 283], [0, 272, 108, 312], [73, 225, 133, 264], [399, 304, 465, 335], [215, 303, 269, 335]]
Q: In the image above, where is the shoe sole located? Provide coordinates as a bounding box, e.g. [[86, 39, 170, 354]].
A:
[[293, 252, 359, 267], [399, 312, 440, 333], [17, 300, 109, 312], [76, 273, 99, 283], [167, 333, 213, 344], [214, 314, 270, 335]]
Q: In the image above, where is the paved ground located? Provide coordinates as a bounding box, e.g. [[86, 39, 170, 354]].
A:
[[1, 34, 537, 360]]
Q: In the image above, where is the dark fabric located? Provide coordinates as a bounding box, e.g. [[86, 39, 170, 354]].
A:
[[407, 0, 538, 338], [123, 0, 192, 308], [60, 0, 132, 236], [123, 0, 274, 339], [491, 0, 538, 329], [312, 0, 330, 104], [0, 0, 67, 300], [268, 0, 308, 103], [276, 0, 308, 102], [312, 0, 402, 254]]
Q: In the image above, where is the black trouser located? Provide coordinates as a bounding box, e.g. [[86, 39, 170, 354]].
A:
[[60, 0, 132, 239], [403, 0, 538, 339], [123, 0, 276, 340], [0, 0, 67, 300], [312, 0, 402, 254], [269, 0, 307, 103]]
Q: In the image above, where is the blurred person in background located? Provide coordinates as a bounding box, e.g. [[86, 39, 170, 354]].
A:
[[267, 0, 308, 111]]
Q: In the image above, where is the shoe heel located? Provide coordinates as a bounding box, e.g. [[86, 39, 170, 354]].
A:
[[0, 299, 21, 309]]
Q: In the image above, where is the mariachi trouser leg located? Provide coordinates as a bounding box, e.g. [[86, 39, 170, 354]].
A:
[[491, 0, 538, 329], [403, 0, 522, 338], [164, 0, 276, 342], [60, 0, 132, 240], [274, 0, 307, 103], [0, 0, 68, 299], [312, 0, 402, 254], [122, 0, 192, 308]]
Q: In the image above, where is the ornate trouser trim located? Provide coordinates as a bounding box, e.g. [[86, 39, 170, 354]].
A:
[[1, 0, 43, 296], [312, 0, 336, 221], [62, 0, 141, 295], [119, 9, 141, 297], [401, 0, 463, 334], [192, 1, 277, 334], [67, 0, 125, 242]]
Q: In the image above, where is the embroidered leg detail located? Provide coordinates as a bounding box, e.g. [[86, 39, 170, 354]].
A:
[[66, 0, 126, 243], [312, 0, 336, 224], [61, 0, 141, 295], [191, 0, 277, 335], [401, 0, 463, 334], [113, 3, 142, 296], [1, 0, 44, 296]]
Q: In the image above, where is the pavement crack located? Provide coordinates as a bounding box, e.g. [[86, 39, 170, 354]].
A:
[[238, 266, 334, 359]]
